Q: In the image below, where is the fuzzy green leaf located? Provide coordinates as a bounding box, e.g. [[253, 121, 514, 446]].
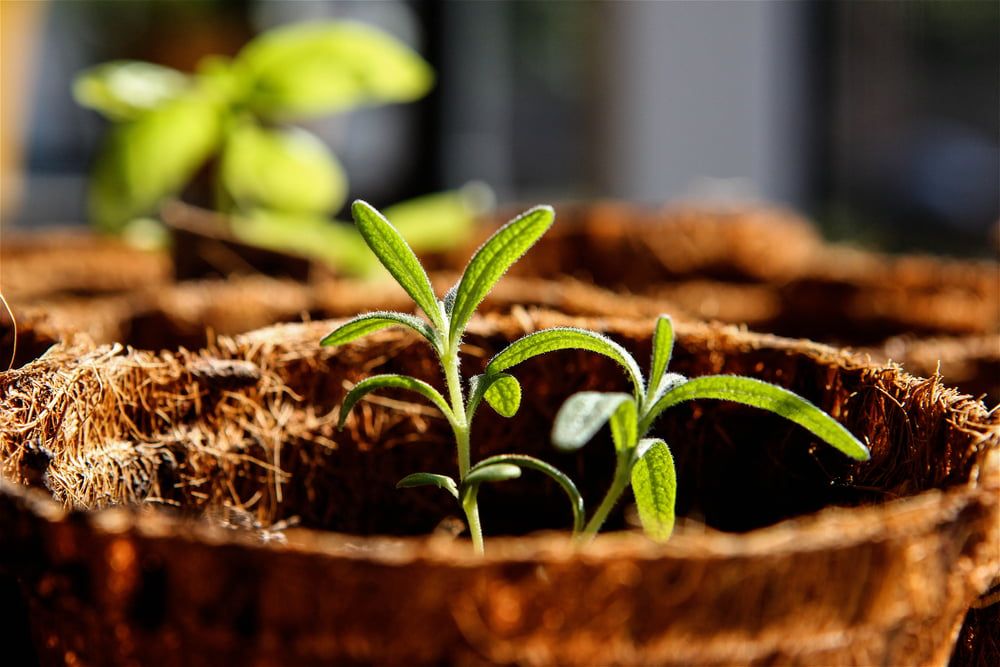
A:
[[338, 374, 452, 429], [471, 454, 585, 533], [486, 328, 645, 397], [321, 312, 438, 350], [463, 463, 522, 487], [448, 205, 554, 343], [483, 374, 522, 418], [648, 315, 675, 398], [237, 21, 434, 119], [651, 376, 871, 461], [351, 201, 444, 329], [220, 122, 346, 214], [396, 472, 458, 499], [631, 439, 677, 542], [466, 373, 521, 419], [551, 392, 635, 451], [74, 61, 190, 120], [88, 93, 221, 232]]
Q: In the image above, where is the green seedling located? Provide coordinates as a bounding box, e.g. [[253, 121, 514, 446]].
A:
[[323, 201, 583, 554], [487, 315, 871, 542]]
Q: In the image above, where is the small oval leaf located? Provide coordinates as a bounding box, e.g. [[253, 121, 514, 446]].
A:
[[483, 374, 521, 418], [487, 328, 645, 397], [652, 375, 871, 461], [463, 463, 522, 487], [551, 392, 635, 451], [631, 439, 677, 542], [321, 311, 438, 350], [338, 374, 452, 429], [448, 205, 554, 343], [351, 201, 444, 329], [396, 472, 458, 499]]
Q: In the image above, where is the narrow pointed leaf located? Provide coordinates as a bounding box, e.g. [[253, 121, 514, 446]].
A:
[[609, 398, 638, 452], [472, 454, 585, 532], [396, 472, 458, 499], [552, 392, 635, 451], [448, 205, 554, 343], [483, 374, 521, 418], [487, 328, 645, 397], [351, 200, 443, 328], [338, 374, 452, 429], [631, 439, 677, 542], [442, 284, 458, 315], [463, 463, 522, 487], [321, 311, 438, 350], [648, 315, 675, 397], [651, 376, 870, 461]]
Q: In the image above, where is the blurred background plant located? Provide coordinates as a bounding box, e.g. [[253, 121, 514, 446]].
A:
[[1, 0, 997, 256], [69, 15, 487, 271]]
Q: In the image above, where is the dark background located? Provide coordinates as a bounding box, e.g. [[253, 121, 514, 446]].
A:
[[3, 0, 998, 255]]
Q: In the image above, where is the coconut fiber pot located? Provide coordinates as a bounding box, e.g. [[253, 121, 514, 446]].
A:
[[1, 311, 996, 666]]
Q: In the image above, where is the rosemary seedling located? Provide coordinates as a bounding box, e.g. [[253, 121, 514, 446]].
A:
[[323, 201, 583, 554], [486, 315, 871, 541]]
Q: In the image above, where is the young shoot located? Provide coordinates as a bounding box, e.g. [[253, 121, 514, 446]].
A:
[[322, 201, 583, 554], [485, 315, 871, 542]]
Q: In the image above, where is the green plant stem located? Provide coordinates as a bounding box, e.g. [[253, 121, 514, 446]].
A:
[[443, 345, 470, 477], [442, 342, 484, 553], [463, 492, 485, 555], [580, 450, 633, 541]]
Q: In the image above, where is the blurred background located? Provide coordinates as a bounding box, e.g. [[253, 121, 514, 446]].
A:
[[1, 0, 997, 255]]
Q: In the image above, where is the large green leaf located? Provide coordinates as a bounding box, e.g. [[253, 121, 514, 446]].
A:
[[74, 61, 190, 120], [237, 21, 434, 119], [220, 122, 346, 214], [469, 454, 585, 532], [486, 328, 645, 397], [447, 205, 554, 343], [231, 209, 375, 275], [651, 375, 871, 461], [338, 374, 452, 429], [351, 201, 444, 328], [88, 93, 221, 232], [551, 392, 635, 451], [631, 439, 677, 542], [396, 472, 458, 499], [321, 311, 438, 350]]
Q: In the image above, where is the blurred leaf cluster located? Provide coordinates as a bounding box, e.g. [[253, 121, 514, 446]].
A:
[[76, 21, 483, 272]]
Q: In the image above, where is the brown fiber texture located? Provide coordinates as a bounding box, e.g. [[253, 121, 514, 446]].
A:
[[1, 311, 997, 666], [0, 229, 170, 300]]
